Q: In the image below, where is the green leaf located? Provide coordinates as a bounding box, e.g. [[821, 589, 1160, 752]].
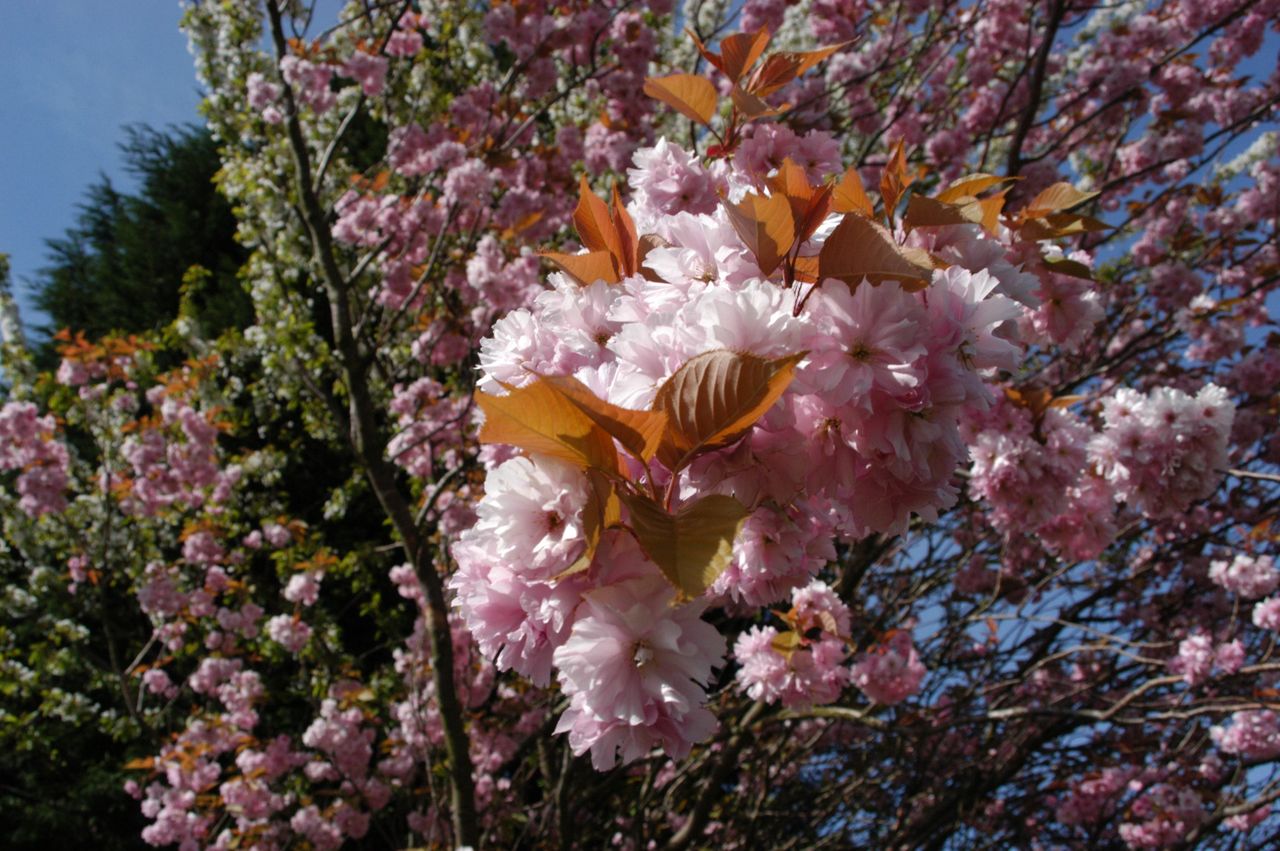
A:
[[619, 492, 749, 599]]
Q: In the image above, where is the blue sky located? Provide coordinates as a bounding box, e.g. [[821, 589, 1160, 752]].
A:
[[0, 1, 203, 328]]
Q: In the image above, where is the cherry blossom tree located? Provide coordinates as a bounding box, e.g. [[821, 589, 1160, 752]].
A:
[[1, 1, 1278, 849]]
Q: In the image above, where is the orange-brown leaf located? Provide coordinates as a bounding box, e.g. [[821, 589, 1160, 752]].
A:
[[643, 74, 718, 125], [978, 191, 1008, 234], [618, 491, 749, 599], [574, 175, 622, 255], [817, 213, 932, 290], [611, 184, 639, 277], [1043, 256, 1094, 280], [832, 166, 874, 217], [744, 52, 801, 97], [1019, 212, 1110, 240], [652, 349, 804, 471], [767, 157, 815, 224], [879, 141, 916, 218], [903, 194, 984, 230], [477, 380, 620, 473], [718, 28, 772, 82], [730, 85, 785, 120], [555, 470, 620, 580], [1004, 386, 1054, 418], [791, 253, 821, 283], [770, 629, 804, 661], [540, 374, 669, 463], [780, 42, 848, 77], [500, 209, 545, 240], [1024, 182, 1099, 217], [540, 250, 620, 286], [723, 191, 796, 276], [937, 173, 1016, 203], [797, 181, 835, 244], [637, 233, 669, 281]]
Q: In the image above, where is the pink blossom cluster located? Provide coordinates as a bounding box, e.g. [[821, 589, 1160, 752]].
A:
[[323, 0, 671, 321], [1169, 631, 1245, 686], [1054, 766, 1134, 827], [965, 395, 1116, 562], [1089, 384, 1234, 519], [1209, 553, 1278, 599], [1211, 709, 1280, 761], [279, 54, 335, 114], [1117, 783, 1205, 849], [733, 580, 853, 708], [849, 631, 927, 705], [120, 385, 240, 517], [452, 136, 1030, 766], [0, 400, 70, 516]]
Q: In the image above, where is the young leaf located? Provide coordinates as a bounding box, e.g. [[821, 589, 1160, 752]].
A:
[[730, 85, 785, 120], [637, 233, 669, 281], [770, 629, 805, 660], [744, 52, 801, 97], [539, 374, 669, 463], [1020, 212, 1109, 241], [1024, 182, 1099, 217], [573, 175, 622, 257], [791, 253, 821, 283], [832, 166, 874, 217], [718, 28, 772, 82], [779, 42, 848, 77], [540, 250, 621, 286], [767, 157, 814, 223], [903, 194, 984, 231], [477, 380, 620, 473], [652, 349, 804, 471], [610, 184, 639, 278], [723, 191, 796, 276], [767, 158, 834, 244], [555, 469, 621, 580], [937, 173, 1016, 204], [978, 191, 1008, 235], [817, 214, 933, 290], [643, 74, 718, 126], [1043, 256, 1095, 280], [619, 491, 749, 599], [879, 141, 916, 218]]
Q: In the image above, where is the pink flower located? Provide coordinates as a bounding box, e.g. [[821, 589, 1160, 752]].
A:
[[1209, 553, 1278, 599], [283, 571, 323, 607], [1211, 709, 1280, 760], [851, 631, 926, 705], [627, 138, 719, 226], [1118, 784, 1204, 849], [553, 575, 725, 769], [339, 50, 387, 96], [1253, 596, 1280, 630], [266, 614, 312, 653], [804, 279, 926, 408], [470, 455, 590, 580], [449, 535, 586, 686], [1170, 632, 1215, 686]]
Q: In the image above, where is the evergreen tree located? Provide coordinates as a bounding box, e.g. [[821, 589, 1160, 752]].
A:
[[32, 125, 249, 362]]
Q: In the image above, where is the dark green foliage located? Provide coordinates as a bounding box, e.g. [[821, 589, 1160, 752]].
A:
[[32, 125, 250, 364]]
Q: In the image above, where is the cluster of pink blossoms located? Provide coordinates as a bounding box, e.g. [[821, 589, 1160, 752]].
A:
[[1117, 783, 1206, 848], [0, 400, 70, 517], [964, 380, 1235, 567], [447, 132, 1070, 768], [1090, 384, 1234, 518], [120, 385, 241, 517]]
